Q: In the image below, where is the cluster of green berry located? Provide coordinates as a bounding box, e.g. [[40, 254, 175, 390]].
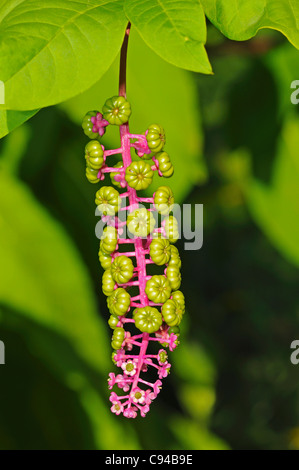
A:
[[82, 94, 184, 417]]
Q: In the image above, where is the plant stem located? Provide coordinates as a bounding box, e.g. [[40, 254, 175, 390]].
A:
[[118, 23, 151, 396], [119, 22, 131, 98]]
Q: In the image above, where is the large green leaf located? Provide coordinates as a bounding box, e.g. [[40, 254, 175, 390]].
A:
[[0, 0, 127, 110], [125, 0, 212, 73], [202, 0, 299, 49], [60, 30, 207, 202], [0, 109, 38, 139], [246, 119, 299, 268], [0, 169, 110, 373]]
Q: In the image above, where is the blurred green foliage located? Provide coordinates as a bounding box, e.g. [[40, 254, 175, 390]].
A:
[[0, 28, 299, 450]]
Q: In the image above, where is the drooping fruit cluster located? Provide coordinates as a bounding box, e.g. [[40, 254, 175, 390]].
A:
[[82, 96, 184, 418]]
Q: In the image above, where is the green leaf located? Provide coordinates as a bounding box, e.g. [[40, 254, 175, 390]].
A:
[[202, 0, 299, 49], [124, 0, 212, 74], [0, 0, 127, 110], [0, 305, 140, 450], [0, 109, 38, 139], [246, 119, 299, 268], [0, 124, 31, 174], [60, 30, 207, 202], [0, 170, 110, 373]]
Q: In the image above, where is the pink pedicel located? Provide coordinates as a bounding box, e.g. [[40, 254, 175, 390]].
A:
[[90, 112, 109, 137]]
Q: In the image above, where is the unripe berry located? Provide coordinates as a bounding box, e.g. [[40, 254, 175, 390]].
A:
[[133, 306, 163, 334], [125, 160, 153, 191], [146, 124, 166, 153], [103, 96, 132, 125], [150, 237, 171, 266]]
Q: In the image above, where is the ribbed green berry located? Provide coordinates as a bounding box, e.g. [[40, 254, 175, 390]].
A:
[[161, 299, 184, 327], [168, 245, 182, 268], [156, 152, 174, 178], [108, 314, 119, 329], [111, 255, 134, 285], [95, 186, 121, 216], [100, 226, 118, 254], [98, 249, 112, 269], [171, 290, 185, 311], [133, 306, 163, 334], [85, 140, 104, 170], [164, 215, 179, 243], [82, 110, 99, 139], [110, 162, 123, 188], [154, 186, 174, 215], [102, 96, 132, 125], [102, 269, 116, 296], [107, 288, 131, 317], [146, 124, 165, 153], [150, 237, 171, 266], [127, 208, 156, 238], [145, 275, 172, 304], [86, 166, 100, 184], [111, 326, 125, 350], [166, 265, 181, 291], [125, 160, 153, 191]]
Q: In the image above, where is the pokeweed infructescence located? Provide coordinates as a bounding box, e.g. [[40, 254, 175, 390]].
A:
[[82, 30, 185, 419]]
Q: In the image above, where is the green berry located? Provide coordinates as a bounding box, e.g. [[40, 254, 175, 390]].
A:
[[102, 269, 116, 296], [98, 249, 112, 269], [86, 166, 100, 184], [171, 291, 185, 312], [168, 245, 182, 268], [102, 96, 132, 125], [150, 237, 171, 266], [161, 299, 184, 327], [100, 226, 118, 254], [156, 152, 174, 178], [133, 306, 163, 334], [145, 275, 172, 304], [154, 186, 174, 215], [108, 314, 119, 329], [166, 265, 181, 291], [127, 207, 156, 238], [82, 110, 99, 139], [164, 215, 179, 243], [95, 186, 121, 216], [111, 326, 125, 350], [85, 140, 104, 170], [146, 124, 166, 153], [107, 287, 131, 317], [111, 255, 134, 285], [168, 325, 180, 336], [125, 160, 154, 191]]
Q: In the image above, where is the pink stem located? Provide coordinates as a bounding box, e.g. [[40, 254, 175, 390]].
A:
[[119, 124, 152, 392], [137, 197, 154, 203], [104, 148, 123, 156]]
